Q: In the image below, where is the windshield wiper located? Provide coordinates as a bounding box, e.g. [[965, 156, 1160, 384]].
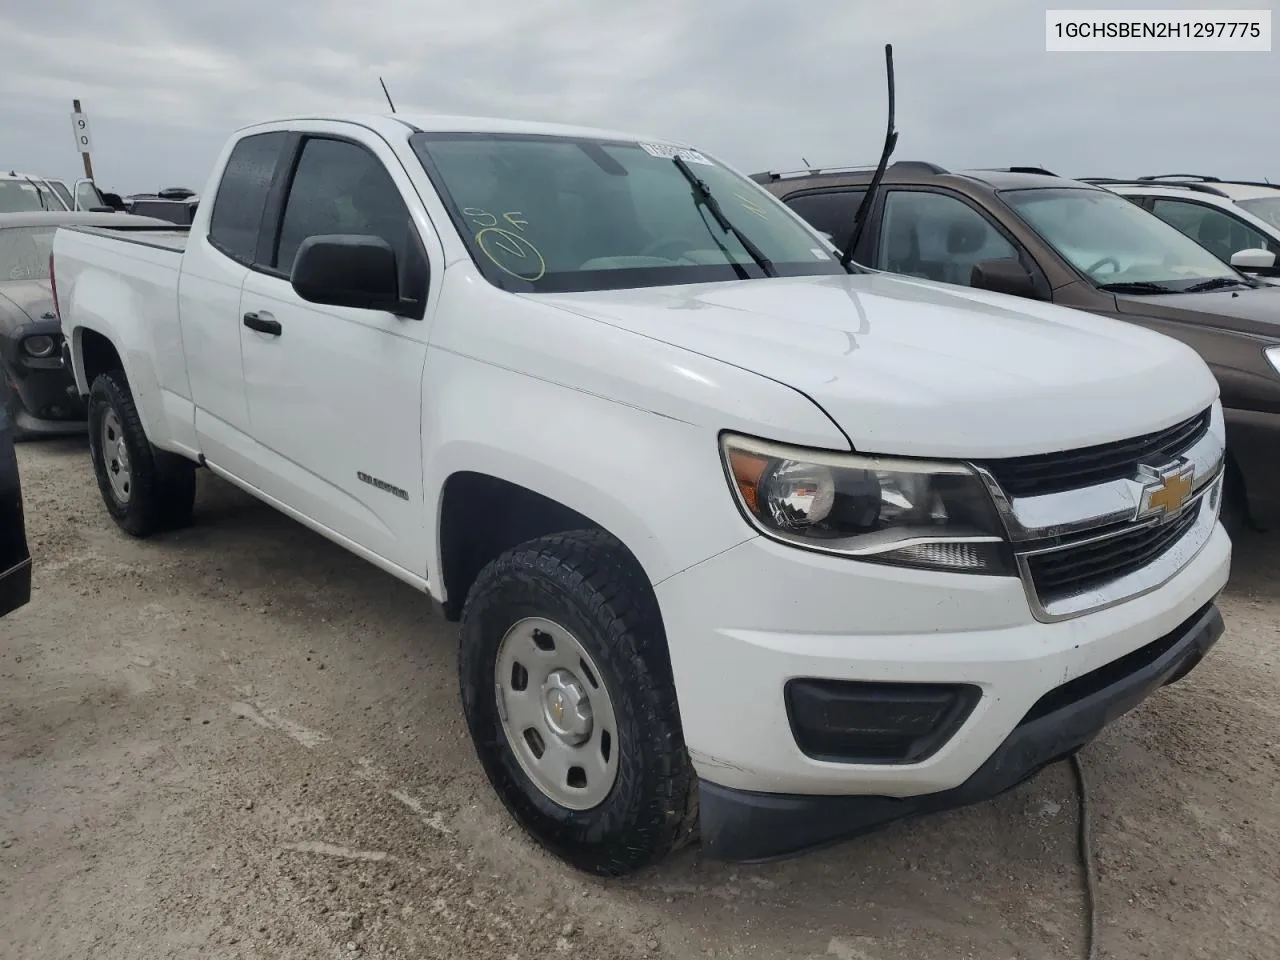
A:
[[1097, 280, 1175, 294], [671, 155, 776, 278], [22, 175, 48, 211], [1182, 276, 1254, 293]]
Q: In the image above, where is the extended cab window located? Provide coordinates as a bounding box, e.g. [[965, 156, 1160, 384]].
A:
[[208, 131, 289, 263], [1148, 198, 1277, 260], [409, 132, 844, 293], [273, 137, 412, 275], [876, 190, 1018, 286], [783, 189, 865, 252]]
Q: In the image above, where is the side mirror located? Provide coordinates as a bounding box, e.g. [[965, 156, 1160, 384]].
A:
[[290, 234, 404, 313], [970, 257, 1038, 299], [1230, 247, 1277, 270]]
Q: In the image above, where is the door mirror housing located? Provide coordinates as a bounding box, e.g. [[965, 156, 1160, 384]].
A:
[[290, 234, 409, 314], [1230, 247, 1278, 270], [970, 257, 1038, 299]]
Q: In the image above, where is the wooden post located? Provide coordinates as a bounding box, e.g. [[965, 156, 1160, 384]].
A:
[[72, 99, 95, 181]]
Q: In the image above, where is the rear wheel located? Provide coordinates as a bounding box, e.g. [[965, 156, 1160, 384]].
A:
[[87, 371, 196, 537], [458, 529, 698, 876]]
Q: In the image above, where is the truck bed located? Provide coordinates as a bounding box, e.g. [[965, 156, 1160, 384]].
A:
[[65, 223, 190, 255]]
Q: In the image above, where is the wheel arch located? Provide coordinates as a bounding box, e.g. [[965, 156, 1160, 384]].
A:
[[435, 469, 652, 621]]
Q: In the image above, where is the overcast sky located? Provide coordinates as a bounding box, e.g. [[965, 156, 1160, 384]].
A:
[[1, 0, 1274, 195]]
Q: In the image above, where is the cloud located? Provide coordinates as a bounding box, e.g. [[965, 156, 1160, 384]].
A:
[[0, 0, 1273, 195]]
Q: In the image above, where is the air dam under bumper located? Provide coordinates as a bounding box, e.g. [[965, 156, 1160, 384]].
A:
[[698, 601, 1224, 863]]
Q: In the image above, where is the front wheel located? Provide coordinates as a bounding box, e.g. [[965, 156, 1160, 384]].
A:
[[458, 529, 698, 876], [87, 371, 196, 537]]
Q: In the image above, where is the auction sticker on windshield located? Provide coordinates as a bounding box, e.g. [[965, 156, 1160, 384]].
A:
[[638, 142, 712, 165]]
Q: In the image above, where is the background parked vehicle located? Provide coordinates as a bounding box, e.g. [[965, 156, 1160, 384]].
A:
[[1, 172, 69, 213], [1086, 175, 1280, 285], [52, 112, 1230, 875], [0, 403, 31, 618], [1, 210, 166, 439], [754, 161, 1280, 529], [123, 188, 199, 225]]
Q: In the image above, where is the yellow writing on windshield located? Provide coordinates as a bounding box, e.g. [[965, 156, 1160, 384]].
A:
[[475, 227, 546, 282], [463, 207, 498, 228], [734, 193, 770, 221]]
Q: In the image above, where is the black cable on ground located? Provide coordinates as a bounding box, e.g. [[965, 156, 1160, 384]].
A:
[[1070, 752, 1100, 960]]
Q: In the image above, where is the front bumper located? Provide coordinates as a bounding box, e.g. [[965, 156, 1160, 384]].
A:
[[2, 326, 85, 434], [697, 601, 1223, 861]]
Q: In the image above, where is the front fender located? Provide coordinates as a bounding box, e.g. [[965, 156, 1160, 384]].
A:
[[422, 347, 758, 594], [420, 264, 850, 594]]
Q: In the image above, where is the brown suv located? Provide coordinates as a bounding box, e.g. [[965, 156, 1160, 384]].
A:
[[752, 162, 1280, 528]]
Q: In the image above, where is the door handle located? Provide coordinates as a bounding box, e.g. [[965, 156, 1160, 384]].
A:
[[243, 311, 282, 336]]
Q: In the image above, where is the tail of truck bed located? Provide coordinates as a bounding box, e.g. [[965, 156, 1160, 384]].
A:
[[51, 221, 195, 454]]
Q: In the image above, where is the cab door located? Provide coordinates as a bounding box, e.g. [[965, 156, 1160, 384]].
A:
[[237, 130, 435, 576]]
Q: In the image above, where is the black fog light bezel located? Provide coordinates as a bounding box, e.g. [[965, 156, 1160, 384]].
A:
[[784, 678, 982, 765]]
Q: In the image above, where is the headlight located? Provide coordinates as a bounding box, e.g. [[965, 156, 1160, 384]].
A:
[[22, 334, 57, 358], [1265, 345, 1280, 377], [720, 433, 1014, 575]]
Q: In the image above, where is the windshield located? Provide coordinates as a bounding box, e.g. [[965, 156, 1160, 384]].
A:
[[0, 226, 56, 281], [1001, 187, 1237, 290], [0, 179, 52, 214], [1237, 195, 1280, 232], [409, 132, 844, 293]]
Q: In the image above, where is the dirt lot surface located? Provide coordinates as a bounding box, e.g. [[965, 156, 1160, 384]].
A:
[[2, 439, 1278, 960]]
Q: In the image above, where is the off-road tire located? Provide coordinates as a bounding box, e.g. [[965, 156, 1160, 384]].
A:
[[458, 529, 699, 876], [87, 371, 196, 537]]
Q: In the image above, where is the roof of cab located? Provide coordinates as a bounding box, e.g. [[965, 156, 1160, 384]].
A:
[[232, 113, 691, 149]]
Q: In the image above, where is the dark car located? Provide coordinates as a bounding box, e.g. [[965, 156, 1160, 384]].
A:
[[0, 403, 31, 618], [0, 210, 165, 438], [752, 162, 1280, 528], [124, 188, 199, 226]]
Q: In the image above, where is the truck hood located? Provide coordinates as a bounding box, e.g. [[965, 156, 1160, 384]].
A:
[[529, 273, 1219, 459], [1115, 284, 1280, 340], [0, 279, 57, 332]]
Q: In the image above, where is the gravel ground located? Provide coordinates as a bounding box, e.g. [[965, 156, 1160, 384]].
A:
[[2, 438, 1277, 960]]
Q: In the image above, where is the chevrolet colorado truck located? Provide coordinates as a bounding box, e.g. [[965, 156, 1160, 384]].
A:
[[50, 114, 1231, 876]]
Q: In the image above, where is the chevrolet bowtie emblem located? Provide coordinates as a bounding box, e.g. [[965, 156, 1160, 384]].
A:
[[1137, 461, 1196, 521]]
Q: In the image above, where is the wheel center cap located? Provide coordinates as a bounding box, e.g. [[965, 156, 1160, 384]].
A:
[[541, 669, 592, 745]]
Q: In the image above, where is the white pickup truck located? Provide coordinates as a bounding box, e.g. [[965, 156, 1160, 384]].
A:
[[51, 113, 1231, 876]]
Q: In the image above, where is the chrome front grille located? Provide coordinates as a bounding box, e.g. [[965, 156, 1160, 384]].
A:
[[976, 409, 1211, 499], [1025, 504, 1200, 603], [974, 403, 1226, 623]]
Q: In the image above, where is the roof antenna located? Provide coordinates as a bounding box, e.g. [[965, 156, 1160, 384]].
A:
[[802, 157, 811, 168], [379, 76, 397, 113], [840, 44, 897, 271]]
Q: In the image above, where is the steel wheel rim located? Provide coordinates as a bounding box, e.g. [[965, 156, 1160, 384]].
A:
[[101, 409, 132, 503], [495, 616, 620, 811]]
